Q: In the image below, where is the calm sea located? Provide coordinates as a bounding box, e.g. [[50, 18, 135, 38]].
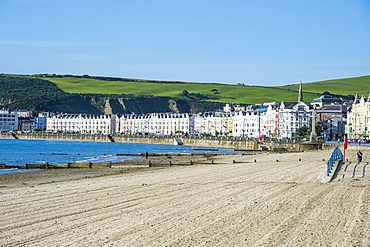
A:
[[0, 139, 234, 175]]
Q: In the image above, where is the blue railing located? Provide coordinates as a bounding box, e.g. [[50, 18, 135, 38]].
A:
[[326, 147, 343, 176]]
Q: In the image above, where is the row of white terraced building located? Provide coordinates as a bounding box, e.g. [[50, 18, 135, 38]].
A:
[[46, 102, 313, 139]]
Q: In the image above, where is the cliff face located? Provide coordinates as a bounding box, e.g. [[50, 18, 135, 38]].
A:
[[38, 95, 192, 114], [100, 97, 191, 114]]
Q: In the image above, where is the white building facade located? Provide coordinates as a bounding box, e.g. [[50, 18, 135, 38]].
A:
[[278, 102, 312, 138], [232, 111, 262, 137], [119, 113, 191, 135], [345, 96, 370, 139], [260, 104, 280, 138], [190, 112, 231, 136], [26, 101, 318, 139], [47, 114, 118, 134]]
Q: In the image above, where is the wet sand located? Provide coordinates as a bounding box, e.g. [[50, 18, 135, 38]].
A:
[[0, 154, 209, 187], [0, 149, 369, 246]]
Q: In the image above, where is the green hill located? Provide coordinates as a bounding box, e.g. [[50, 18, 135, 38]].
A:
[[28, 74, 320, 104], [1, 73, 369, 114], [278, 75, 370, 97], [34, 74, 370, 104]]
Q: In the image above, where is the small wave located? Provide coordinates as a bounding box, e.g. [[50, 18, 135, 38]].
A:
[[0, 168, 43, 175], [77, 154, 116, 163]]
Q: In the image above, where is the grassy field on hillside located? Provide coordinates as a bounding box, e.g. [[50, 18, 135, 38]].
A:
[[278, 76, 370, 96], [6, 74, 369, 104], [36, 76, 318, 104]]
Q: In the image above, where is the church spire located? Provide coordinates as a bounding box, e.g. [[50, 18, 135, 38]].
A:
[[354, 93, 359, 104], [298, 81, 303, 102]]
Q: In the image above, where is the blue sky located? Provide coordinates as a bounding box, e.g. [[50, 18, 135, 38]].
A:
[[0, 0, 369, 86]]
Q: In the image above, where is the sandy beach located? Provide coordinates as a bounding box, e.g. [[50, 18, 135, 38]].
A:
[[0, 148, 369, 246]]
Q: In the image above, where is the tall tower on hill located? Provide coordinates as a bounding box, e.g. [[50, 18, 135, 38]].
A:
[[298, 81, 303, 102]]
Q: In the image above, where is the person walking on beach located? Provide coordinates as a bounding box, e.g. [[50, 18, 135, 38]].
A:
[[357, 150, 363, 163]]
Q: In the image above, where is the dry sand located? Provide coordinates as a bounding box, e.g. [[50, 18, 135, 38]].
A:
[[0, 148, 369, 246]]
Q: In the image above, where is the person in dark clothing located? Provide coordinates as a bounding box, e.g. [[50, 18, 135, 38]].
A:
[[357, 150, 363, 163]]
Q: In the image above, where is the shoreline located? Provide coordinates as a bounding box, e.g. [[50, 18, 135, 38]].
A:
[[0, 138, 240, 170], [0, 153, 215, 188]]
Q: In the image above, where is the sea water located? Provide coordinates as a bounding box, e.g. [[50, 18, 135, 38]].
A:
[[0, 139, 234, 175]]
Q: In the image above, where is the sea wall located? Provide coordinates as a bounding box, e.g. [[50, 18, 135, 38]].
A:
[[0, 133, 325, 151]]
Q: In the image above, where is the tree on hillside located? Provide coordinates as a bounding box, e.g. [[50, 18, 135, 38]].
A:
[[180, 90, 189, 97]]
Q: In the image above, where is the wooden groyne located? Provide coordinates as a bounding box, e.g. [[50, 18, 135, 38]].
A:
[[0, 152, 250, 171], [116, 152, 221, 157], [1, 162, 112, 170]]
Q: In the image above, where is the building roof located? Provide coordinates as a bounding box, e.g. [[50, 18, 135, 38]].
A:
[[311, 95, 343, 105]]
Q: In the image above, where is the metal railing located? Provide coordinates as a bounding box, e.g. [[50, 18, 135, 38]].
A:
[[326, 147, 343, 176]]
